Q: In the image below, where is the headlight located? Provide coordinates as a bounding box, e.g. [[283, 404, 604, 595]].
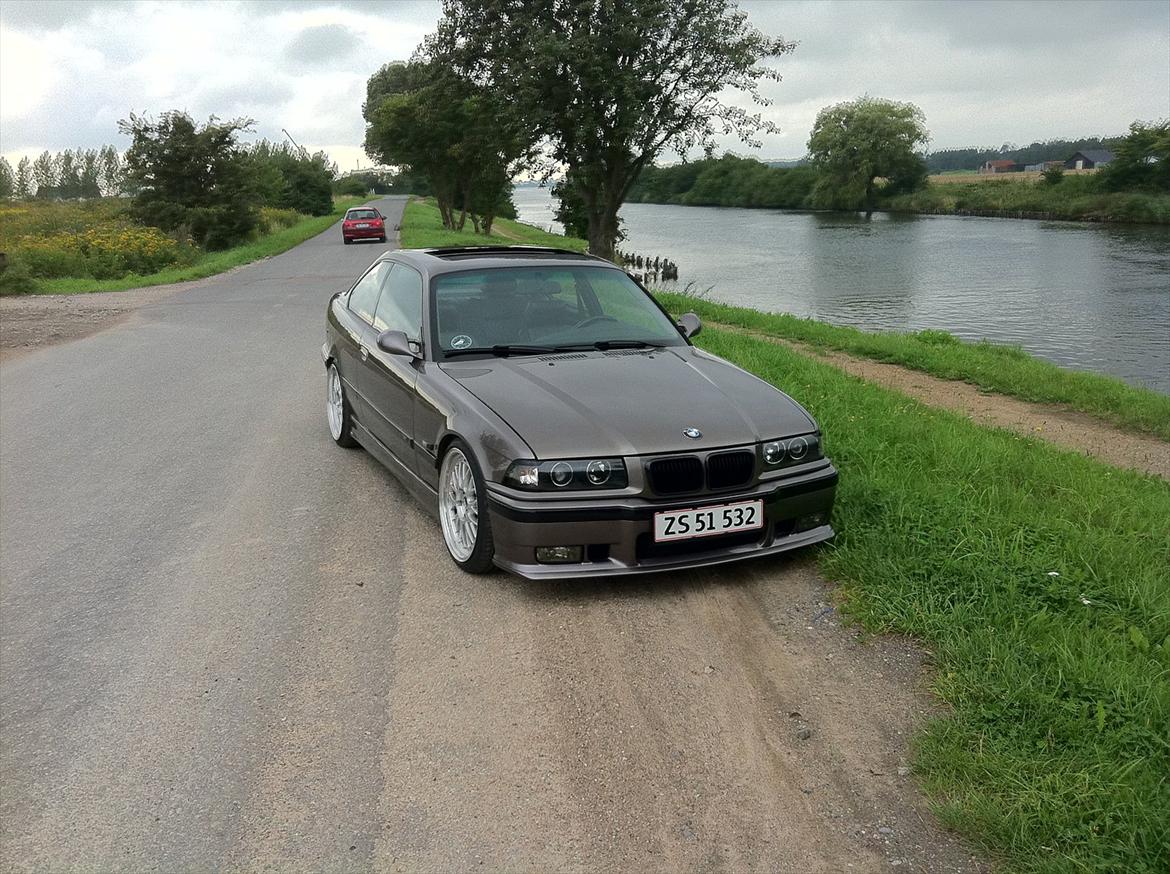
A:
[[505, 458, 628, 491], [761, 434, 822, 468]]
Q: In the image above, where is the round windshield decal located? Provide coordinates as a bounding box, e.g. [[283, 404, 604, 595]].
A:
[[451, 334, 473, 350]]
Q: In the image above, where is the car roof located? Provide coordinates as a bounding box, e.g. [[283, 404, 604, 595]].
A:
[[383, 246, 613, 276]]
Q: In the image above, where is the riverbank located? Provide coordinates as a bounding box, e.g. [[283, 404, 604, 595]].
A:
[[0, 197, 365, 296], [400, 203, 1170, 873], [625, 156, 1170, 224], [655, 291, 1170, 441], [399, 197, 588, 250]]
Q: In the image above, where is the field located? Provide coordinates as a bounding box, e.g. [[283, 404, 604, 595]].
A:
[[396, 204, 1170, 872], [0, 197, 364, 295], [927, 169, 1099, 184]]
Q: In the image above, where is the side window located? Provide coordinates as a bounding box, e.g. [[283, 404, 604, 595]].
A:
[[373, 264, 424, 339], [348, 262, 391, 325]]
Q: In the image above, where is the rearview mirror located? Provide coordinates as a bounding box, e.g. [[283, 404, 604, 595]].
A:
[[376, 329, 420, 357], [677, 312, 702, 339]]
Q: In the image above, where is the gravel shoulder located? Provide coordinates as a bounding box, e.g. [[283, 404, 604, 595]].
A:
[[720, 324, 1170, 480]]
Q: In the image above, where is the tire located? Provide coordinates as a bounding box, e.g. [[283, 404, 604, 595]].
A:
[[438, 440, 495, 574], [326, 361, 358, 448], [379, 234, 387, 243], [343, 236, 352, 245]]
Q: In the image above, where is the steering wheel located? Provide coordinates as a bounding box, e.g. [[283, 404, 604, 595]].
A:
[[572, 314, 620, 330]]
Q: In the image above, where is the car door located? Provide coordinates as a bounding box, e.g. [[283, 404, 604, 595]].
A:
[[336, 260, 392, 424], [362, 263, 424, 472]]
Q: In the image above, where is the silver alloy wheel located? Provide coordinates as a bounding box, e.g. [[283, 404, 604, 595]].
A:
[[439, 447, 478, 562], [327, 364, 344, 440]]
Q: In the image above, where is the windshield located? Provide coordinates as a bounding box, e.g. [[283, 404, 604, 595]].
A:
[[432, 266, 685, 356], [347, 209, 378, 220]]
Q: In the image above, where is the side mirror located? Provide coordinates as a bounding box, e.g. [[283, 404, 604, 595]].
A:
[[677, 312, 702, 339], [376, 329, 421, 358]]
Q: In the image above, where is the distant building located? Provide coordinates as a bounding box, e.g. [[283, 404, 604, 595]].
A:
[[1065, 150, 1114, 170], [980, 159, 1022, 174], [1024, 160, 1065, 172]]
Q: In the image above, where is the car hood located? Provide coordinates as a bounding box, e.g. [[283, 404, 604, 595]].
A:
[[440, 347, 816, 459]]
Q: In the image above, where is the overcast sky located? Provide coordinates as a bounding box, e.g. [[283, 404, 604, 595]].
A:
[[2, 0, 1167, 171]]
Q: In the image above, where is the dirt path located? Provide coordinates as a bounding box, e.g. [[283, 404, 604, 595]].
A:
[[717, 323, 1170, 481], [0, 279, 213, 362], [359, 510, 987, 873]]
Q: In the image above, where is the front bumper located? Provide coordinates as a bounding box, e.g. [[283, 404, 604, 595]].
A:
[[486, 462, 838, 580]]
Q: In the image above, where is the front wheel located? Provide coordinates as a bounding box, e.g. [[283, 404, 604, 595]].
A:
[[326, 362, 358, 448], [438, 441, 495, 573]]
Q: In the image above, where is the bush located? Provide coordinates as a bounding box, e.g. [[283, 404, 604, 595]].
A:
[[0, 257, 39, 295], [1041, 166, 1064, 185], [10, 224, 194, 279], [257, 207, 304, 234]]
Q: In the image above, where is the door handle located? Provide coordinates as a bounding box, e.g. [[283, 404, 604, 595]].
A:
[[360, 346, 369, 361]]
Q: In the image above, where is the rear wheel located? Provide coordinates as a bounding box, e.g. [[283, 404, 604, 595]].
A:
[[379, 234, 387, 243], [326, 362, 358, 448], [342, 235, 352, 245], [438, 441, 495, 573]]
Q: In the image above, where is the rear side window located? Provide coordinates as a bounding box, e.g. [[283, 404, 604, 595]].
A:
[[348, 262, 391, 325], [373, 264, 424, 339]]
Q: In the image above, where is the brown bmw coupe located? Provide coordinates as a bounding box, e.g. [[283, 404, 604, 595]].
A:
[[323, 246, 837, 579]]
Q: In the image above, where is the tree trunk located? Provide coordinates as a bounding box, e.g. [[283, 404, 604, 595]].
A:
[[585, 205, 620, 261], [864, 177, 875, 218], [482, 211, 495, 236]]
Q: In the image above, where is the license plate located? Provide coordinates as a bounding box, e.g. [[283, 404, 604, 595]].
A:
[[653, 499, 764, 542], [356, 222, 370, 228]]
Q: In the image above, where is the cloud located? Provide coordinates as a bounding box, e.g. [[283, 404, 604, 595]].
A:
[[1, 0, 1167, 169], [284, 24, 361, 66]]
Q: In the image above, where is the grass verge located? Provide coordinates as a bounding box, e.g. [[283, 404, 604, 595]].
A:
[[398, 197, 588, 251], [696, 326, 1170, 873], [656, 291, 1170, 442], [32, 197, 365, 295]]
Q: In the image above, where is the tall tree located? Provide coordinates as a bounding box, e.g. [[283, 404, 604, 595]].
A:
[[0, 157, 13, 200], [56, 150, 81, 199], [79, 149, 102, 198], [14, 157, 34, 199], [427, 0, 793, 259], [32, 151, 56, 198], [119, 111, 260, 249], [807, 97, 930, 215], [364, 59, 531, 233], [98, 145, 124, 196]]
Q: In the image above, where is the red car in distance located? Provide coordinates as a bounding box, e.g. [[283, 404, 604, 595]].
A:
[[341, 207, 387, 244]]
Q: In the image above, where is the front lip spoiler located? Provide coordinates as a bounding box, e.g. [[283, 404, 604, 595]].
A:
[[493, 523, 835, 581], [486, 467, 838, 524]]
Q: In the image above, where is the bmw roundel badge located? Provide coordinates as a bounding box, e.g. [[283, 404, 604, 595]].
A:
[[683, 427, 702, 439]]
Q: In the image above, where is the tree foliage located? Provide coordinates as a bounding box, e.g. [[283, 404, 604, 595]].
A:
[[426, 0, 794, 259], [807, 97, 929, 214], [119, 111, 260, 249], [1099, 119, 1170, 193], [248, 140, 336, 216], [0, 158, 13, 200], [363, 59, 529, 234]]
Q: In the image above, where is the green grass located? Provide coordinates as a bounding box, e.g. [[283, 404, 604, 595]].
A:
[[656, 292, 1170, 442], [398, 197, 588, 251], [696, 326, 1170, 873], [31, 197, 365, 295]]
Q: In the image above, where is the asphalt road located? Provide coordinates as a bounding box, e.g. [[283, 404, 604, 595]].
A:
[[0, 198, 982, 872]]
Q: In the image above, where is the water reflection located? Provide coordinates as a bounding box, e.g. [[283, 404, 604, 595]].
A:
[[512, 186, 1170, 393]]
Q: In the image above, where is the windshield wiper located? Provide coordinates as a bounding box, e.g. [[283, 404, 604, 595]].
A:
[[444, 344, 558, 358], [550, 339, 669, 352]]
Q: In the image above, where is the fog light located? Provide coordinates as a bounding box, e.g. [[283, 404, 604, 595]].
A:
[[795, 511, 830, 532], [536, 546, 583, 564]]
